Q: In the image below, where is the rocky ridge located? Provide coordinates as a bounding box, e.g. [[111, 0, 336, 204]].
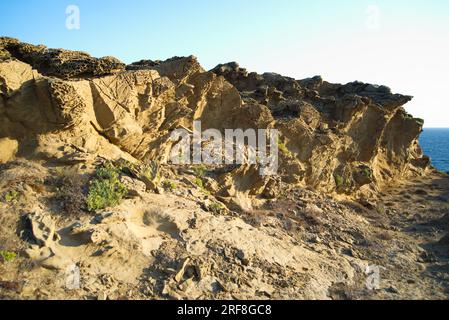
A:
[[1, 38, 447, 300], [0, 37, 429, 204]]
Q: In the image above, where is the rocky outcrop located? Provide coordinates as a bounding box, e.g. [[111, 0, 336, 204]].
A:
[[2, 39, 447, 301], [0, 38, 429, 202], [211, 62, 428, 195], [0, 37, 125, 79]]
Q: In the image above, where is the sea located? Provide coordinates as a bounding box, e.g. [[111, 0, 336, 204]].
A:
[[419, 128, 449, 173]]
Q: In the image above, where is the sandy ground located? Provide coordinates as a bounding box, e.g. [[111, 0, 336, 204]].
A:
[[0, 160, 448, 300]]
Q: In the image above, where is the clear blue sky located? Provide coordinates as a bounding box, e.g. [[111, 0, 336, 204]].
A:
[[1, 0, 449, 127]]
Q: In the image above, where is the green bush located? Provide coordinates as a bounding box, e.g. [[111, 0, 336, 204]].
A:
[[334, 174, 344, 188], [277, 137, 294, 158], [4, 190, 19, 203], [86, 162, 127, 211], [193, 177, 204, 189], [192, 164, 208, 178], [209, 201, 224, 213], [362, 168, 373, 179], [0, 250, 17, 263]]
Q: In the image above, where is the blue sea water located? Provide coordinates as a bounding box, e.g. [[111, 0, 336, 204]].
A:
[[419, 128, 449, 173]]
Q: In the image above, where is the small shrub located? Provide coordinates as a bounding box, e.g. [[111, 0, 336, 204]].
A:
[[132, 161, 161, 192], [114, 159, 137, 174], [193, 177, 204, 189], [362, 168, 372, 179], [55, 172, 87, 216], [86, 162, 127, 211], [278, 141, 288, 154], [376, 203, 386, 215], [95, 162, 120, 180], [209, 201, 224, 213], [54, 167, 65, 177], [192, 164, 208, 178], [193, 177, 211, 196], [0, 250, 17, 263], [277, 138, 294, 158], [162, 180, 177, 192], [4, 190, 19, 203], [334, 174, 344, 188], [139, 161, 160, 183], [359, 167, 374, 182]]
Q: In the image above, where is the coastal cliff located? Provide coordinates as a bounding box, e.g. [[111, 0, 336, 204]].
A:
[[1, 38, 447, 300]]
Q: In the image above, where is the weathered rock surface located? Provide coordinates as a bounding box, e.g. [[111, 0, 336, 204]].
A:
[[0, 38, 429, 202], [0, 138, 18, 164], [0, 37, 125, 79], [1, 38, 448, 302], [211, 63, 428, 195]]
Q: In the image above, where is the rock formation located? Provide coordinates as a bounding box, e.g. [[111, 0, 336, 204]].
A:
[[1, 38, 448, 301], [0, 37, 428, 202]]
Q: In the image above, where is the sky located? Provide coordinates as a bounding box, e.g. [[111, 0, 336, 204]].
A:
[[1, 0, 448, 127]]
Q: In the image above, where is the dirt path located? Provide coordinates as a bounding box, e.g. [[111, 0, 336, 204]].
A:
[[371, 173, 449, 299]]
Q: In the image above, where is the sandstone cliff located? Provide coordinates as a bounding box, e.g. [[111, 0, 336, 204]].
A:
[[1, 38, 448, 301], [0, 37, 429, 205]]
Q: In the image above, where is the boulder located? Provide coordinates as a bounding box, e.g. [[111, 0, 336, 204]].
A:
[[120, 176, 147, 197], [27, 213, 58, 247]]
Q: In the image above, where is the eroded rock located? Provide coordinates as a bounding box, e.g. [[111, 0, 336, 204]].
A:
[[27, 212, 58, 247], [0, 38, 430, 200]]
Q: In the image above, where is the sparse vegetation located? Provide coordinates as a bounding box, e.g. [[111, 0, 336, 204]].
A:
[[115, 159, 138, 175], [192, 177, 211, 195], [209, 201, 224, 213], [193, 177, 204, 189], [86, 162, 128, 211], [415, 118, 424, 125], [4, 190, 19, 203], [53, 168, 87, 215], [54, 166, 65, 177], [162, 180, 177, 192], [0, 250, 17, 263], [277, 137, 294, 158], [404, 113, 424, 126], [361, 168, 373, 179], [114, 159, 162, 191], [277, 139, 288, 154], [140, 163, 160, 181], [192, 164, 208, 177], [334, 174, 344, 188], [376, 203, 386, 215], [138, 161, 161, 189], [278, 141, 288, 154]]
